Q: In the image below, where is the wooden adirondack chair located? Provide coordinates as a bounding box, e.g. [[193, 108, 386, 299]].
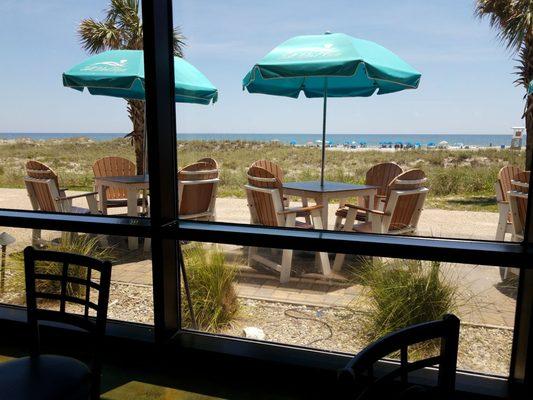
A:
[[495, 165, 523, 241], [197, 157, 219, 170], [92, 157, 147, 214], [245, 166, 331, 283], [334, 162, 403, 230], [333, 169, 428, 271], [509, 171, 530, 240], [144, 160, 220, 252], [26, 161, 67, 197], [24, 177, 99, 246], [251, 160, 291, 208], [500, 171, 530, 280], [178, 161, 220, 220]]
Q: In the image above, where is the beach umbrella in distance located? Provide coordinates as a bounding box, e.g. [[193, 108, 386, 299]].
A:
[[243, 32, 421, 186], [63, 50, 218, 172]]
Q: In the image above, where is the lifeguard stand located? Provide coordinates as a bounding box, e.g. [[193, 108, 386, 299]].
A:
[[511, 127, 525, 150]]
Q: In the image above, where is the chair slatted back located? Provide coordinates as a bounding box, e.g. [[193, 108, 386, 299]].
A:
[[26, 160, 61, 190], [385, 169, 428, 232], [509, 171, 530, 237], [92, 157, 136, 200], [245, 166, 284, 227], [366, 162, 403, 198], [251, 160, 285, 182], [498, 165, 523, 203], [338, 315, 460, 400], [197, 157, 219, 170], [178, 161, 219, 218], [24, 177, 61, 213]]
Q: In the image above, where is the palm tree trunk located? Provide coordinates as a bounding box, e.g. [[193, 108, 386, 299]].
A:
[[527, 95, 533, 170], [522, 37, 533, 170], [127, 100, 145, 175]]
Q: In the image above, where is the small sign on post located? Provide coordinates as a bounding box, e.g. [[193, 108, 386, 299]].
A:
[[511, 127, 525, 150]]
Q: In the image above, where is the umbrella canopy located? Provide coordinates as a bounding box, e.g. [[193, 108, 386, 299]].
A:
[[63, 50, 218, 105], [243, 32, 420, 185], [243, 33, 420, 98], [529, 80, 533, 95]]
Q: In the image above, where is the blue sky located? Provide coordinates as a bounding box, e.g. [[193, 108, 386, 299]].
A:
[[0, 0, 526, 135]]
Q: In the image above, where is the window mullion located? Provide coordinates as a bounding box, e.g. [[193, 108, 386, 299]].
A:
[[141, 0, 179, 343]]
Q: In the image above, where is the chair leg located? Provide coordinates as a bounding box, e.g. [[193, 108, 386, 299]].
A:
[[143, 238, 151, 253], [280, 248, 293, 283], [248, 246, 257, 267], [333, 213, 343, 231], [333, 208, 357, 272], [32, 229, 42, 247], [495, 210, 508, 241], [310, 210, 331, 276]]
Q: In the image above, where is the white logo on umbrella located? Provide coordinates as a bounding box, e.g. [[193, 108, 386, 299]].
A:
[[81, 59, 128, 72], [282, 43, 340, 60]]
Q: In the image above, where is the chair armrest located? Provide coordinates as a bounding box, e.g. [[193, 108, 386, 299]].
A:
[[57, 191, 98, 201], [278, 204, 323, 215], [344, 204, 388, 216]]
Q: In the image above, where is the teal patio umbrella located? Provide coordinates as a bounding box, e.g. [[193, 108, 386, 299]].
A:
[[63, 50, 218, 172], [243, 32, 421, 186], [63, 50, 218, 104]]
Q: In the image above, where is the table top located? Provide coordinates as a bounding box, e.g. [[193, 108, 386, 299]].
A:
[[283, 181, 377, 194], [95, 175, 149, 184]]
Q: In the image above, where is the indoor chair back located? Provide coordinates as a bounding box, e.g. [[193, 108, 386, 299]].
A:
[[24, 246, 112, 400], [338, 314, 460, 400]]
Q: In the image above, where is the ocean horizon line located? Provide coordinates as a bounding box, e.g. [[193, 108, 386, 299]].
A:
[[0, 132, 516, 136]]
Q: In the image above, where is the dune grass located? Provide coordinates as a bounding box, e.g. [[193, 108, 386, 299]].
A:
[[0, 137, 524, 212]]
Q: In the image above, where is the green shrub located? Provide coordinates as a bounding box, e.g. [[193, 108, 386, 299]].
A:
[[353, 258, 458, 341], [181, 244, 238, 332]]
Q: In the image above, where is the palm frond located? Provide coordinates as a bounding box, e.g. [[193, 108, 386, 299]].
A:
[[78, 18, 123, 54], [173, 27, 186, 57], [475, 0, 533, 52]]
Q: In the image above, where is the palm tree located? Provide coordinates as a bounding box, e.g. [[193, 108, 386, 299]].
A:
[[476, 0, 533, 169], [79, 0, 185, 174]]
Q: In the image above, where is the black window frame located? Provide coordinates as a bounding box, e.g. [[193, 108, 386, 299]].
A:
[[0, 0, 532, 397]]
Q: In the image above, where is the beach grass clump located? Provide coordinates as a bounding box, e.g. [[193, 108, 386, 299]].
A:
[[181, 243, 238, 332], [352, 258, 458, 342], [6, 235, 114, 300]]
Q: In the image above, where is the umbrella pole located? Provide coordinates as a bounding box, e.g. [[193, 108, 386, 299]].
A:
[[320, 78, 328, 187], [143, 105, 148, 177]]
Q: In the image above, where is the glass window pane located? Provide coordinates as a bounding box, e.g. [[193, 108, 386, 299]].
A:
[[0, 227, 153, 325], [173, 0, 529, 245], [180, 241, 517, 376], [0, 2, 148, 219]]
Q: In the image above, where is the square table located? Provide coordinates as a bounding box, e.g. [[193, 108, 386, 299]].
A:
[[282, 181, 378, 229], [95, 175, 149, 250]]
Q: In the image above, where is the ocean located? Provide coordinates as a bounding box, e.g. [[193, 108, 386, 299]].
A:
[[0, 132, 516, 148]]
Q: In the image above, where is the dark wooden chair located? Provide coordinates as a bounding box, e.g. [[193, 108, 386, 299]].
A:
[[338, 314, 460, 400], [0, 246, 112, 400]]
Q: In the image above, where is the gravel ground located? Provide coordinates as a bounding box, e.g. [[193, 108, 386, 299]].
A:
[[222, 299, 512, 376], [1, 282, 511, 376]]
